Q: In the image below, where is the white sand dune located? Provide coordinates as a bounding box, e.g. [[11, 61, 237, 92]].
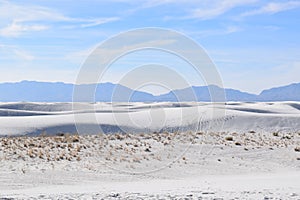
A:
[[0, 101, 300, 136], [0, 102, 299, 199]]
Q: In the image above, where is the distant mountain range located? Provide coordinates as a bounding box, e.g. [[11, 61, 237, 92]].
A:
[[0, 80, 299, 102]]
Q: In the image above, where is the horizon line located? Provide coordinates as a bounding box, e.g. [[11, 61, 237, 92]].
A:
[[0, 80, 299, 96]]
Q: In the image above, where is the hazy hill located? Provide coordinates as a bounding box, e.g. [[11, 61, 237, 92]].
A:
[[258, 83, 300, 101], [0, 81, 299, 102]]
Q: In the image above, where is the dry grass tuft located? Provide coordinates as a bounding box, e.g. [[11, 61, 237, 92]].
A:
[[235, 142, 242, 146], [225, 136, 234, 141], [273, 132, 279, 137]]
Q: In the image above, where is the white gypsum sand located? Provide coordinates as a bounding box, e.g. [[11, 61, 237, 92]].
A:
[[0, 101, 300, 136], [0, 102, 299, 199]]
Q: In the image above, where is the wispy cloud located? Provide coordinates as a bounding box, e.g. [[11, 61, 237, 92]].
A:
[[111, 0, 196, 8], [113, 0, 259, 21], [13, 49, 35, 61], [65, 37, 178, 65], [65, 45, 97, 64], [0, 44, 35, 61], [183, 25, 242, 38], [187, 0, 258, 20], [78, 17, 120, 28], [0, 1, 120, 37], [263, 25, 281, 31], [241, 1, 300, 17], [0, 1, 66, 22], [0, 20, 49, 37]]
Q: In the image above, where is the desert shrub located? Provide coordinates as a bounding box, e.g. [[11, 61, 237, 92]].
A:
[[225, 136, 234, 141]]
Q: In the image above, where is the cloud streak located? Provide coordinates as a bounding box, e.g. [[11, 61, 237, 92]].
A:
[[0, 1, 120, 37], [184, 25, 242, 38], [13, 49, 35, 61], [79, 17, 120, 28], [186, 0, 258, 20], [113, 0, 259, 21], [241, 1, 300, 17], [0, 44, 35, 61], [0, 20, 49, 37]]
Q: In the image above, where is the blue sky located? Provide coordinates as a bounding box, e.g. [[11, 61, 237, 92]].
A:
[[0, 0, 299, 94]]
